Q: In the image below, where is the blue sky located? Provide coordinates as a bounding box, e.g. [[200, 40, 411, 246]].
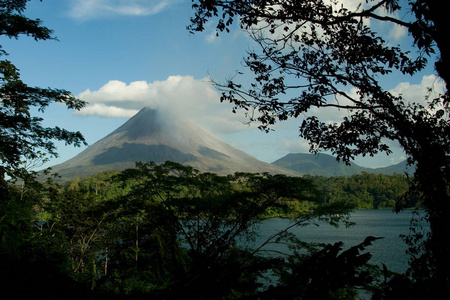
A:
[[3, 0, 444, 170]]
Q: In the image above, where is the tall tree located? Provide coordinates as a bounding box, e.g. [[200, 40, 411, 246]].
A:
[[0, 0, 86, 180], [188, 0, 449, 293], [0, 2, 88, 296]]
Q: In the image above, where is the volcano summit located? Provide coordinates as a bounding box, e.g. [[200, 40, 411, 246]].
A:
[[50, 108, 299, 180]]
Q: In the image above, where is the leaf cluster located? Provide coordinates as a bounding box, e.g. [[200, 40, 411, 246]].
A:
[[0, 0, 53, 42]]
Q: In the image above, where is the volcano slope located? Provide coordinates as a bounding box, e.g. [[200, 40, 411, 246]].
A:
[[50, 107, 299, 181]]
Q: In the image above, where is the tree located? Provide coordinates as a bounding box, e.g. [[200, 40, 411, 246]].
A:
[[111, 161, 365, 299], [0, 181, 90, 299], [0, 0, 87, 180], [0, 2, 88, 298], [188, 0, 449, 294]]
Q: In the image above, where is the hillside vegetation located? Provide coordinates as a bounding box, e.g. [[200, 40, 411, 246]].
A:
[[65, 168, 419, 211], [307, 173, 418, 209], [3, 161, 416, 299]]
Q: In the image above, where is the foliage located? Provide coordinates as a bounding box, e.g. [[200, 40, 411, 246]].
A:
[[0, 176, 90, 299], [266, 236, 382, 300], [188, 0, 450, 291], [3, 158, 420, 299], [21, 161, 386, 299], [0, 0, 86, 180], [0, 2, 89, 298], [309, 173, 416, 209], [0, 164, 417, 299]]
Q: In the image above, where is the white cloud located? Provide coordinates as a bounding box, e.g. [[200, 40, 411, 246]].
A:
[[389, 74, 445, 106], [304, 74, 445, 123], [76, 103, 139, 118], [388, 23, 407, 41], [76, 75, 249, 133], [67, 0, 174, 19]]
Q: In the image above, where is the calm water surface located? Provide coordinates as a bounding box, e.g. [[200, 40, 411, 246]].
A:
[[256, 210, 429, 274]]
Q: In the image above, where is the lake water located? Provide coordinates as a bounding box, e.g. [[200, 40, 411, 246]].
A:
[[254, 209, 429, 274]]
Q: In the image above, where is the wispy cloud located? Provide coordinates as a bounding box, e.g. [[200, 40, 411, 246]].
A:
[[67, 0, 175, 19], [205, 29, 219, 43]]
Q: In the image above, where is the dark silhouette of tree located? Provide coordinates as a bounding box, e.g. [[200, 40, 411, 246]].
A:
[[188, 0, 449, 295], [0, 0, 87, 180], [0, 2, 88, 298]]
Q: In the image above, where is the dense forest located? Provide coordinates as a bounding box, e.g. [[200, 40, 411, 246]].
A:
[[308, 173, 419, 210], [62, 170, 419, 211], [1, 161, 422, 299]]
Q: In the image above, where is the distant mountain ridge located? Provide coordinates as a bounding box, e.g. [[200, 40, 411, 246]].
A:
[[272, 153, 414, 177], [50, 108, 299, 181]]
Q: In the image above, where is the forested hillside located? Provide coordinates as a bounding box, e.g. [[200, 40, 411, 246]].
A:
[[65, 169, 418, 210], [308, 173, 419, 209]]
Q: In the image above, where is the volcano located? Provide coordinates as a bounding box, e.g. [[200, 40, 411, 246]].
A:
[[50, 108, 299, 180]]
